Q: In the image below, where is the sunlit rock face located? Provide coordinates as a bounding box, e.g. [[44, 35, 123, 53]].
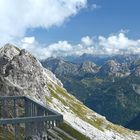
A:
[[0, 44, 62, 102]]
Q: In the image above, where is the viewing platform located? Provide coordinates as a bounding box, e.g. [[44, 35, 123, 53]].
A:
[[0, 96, 63, 140]]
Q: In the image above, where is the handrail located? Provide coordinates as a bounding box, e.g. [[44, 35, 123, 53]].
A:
[[0, 95, 63, 139], [0, 115, 63, 125], [25, 96, 61, 116]]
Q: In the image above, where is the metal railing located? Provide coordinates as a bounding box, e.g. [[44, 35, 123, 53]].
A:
[[0, 96, 63, 140]]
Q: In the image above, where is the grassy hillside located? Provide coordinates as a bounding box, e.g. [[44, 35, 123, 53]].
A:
[[45, 82, 140, 140], [56, 74, 140, 126]]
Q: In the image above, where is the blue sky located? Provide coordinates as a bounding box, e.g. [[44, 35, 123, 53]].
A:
[[26, 0, 140, 44], [0, 0, 140, 59]]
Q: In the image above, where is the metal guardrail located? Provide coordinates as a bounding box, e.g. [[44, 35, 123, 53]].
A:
[[0, 96, 63, 140]]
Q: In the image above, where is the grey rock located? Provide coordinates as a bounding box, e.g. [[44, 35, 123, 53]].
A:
[[99, 60, 130, 77], [41, 58, 99, 77], [79, 61, 99, 74], [134, 66, 140, 77], [0, 44, 62, 103]]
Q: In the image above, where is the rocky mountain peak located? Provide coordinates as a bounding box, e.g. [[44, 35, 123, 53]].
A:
[[99, 60, 121, 76], [0, 44, 62, 102], [80, 61, 99, 73], [42, 57, 79, 76], [134, 66, 140, 77], [106, 60, 120, 67], [0, 43, 20, 59], [99, 60, 130, 77], [81, 61, 96, 68]]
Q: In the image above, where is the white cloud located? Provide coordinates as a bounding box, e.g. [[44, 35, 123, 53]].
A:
[[98, 33, 140, 54], [81, 36, 93, 46], [18, 32, 140, 59], [19, 37, 51, 59], [0, 0, 87, 44], [19, 36, 96, 59], [21, 37, 35, 44]]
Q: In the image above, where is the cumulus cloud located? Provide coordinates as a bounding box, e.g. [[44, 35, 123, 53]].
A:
[[21, 37, 35, 44], [81, 36, 93, 46], [19, 33, 140, 60], [19, 36, 95, 59], [98, 33, 140, 54], [0, 0, 87, 44], [20, 36, 51, 59]]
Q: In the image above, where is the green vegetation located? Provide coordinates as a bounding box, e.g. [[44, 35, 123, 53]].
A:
[[42, 55, 140, 130], [46, 79, 140, 138], [56, 75, 140, 126], [47, 83, 106, 131]]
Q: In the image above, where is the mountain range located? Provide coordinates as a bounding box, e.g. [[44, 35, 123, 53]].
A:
[[41, 54, 140, 129], [0, 44, 140, 139]]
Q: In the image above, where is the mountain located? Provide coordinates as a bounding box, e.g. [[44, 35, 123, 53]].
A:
[[42, 57, 99, 77], [42, 55, 140, 128], [64, 53, 140, 66], [0, 44, 140, 140], [79, 61, 99, 75], [42, 57, 79, 76], [64, 53, 110, 65], [125, 113, 140, 131], [98, 60, 130, 77]]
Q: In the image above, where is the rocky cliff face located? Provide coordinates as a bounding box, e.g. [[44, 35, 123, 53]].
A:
[[42, 57, 79, 76], [0, 44, 140, 140], [0, 44, 62, 102], [79, 61, 99, 74], [42, 58, 99, 77], [99, 60, 130, 77]]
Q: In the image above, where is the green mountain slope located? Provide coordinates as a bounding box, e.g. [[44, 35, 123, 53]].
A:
[[46, 82, 140, 140], [42, 57, 140, 127], [125, 113, 140, 131]]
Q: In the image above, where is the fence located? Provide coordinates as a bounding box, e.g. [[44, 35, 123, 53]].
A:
[[0, 96, 63, 140]]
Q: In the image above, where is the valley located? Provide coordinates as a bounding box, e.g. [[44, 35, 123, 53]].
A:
[[41, 54, 140, 129]]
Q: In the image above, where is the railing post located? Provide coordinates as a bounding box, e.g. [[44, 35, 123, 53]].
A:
[[13, 99, 16, 118], [3, 124, 8, 140], [25, 99, 30, 139], [0, 100, 1, 118], [25, 98, 29, 117], [1, 99, 4, 118], [14, 123, 20, 140], [32, 103, 34, 116], [48, 121, 51, 129]]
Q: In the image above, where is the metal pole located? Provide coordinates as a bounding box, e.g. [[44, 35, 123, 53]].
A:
[[13, 99, 16, 118]]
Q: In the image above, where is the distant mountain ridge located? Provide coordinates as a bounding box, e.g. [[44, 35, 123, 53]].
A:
[[41, 54, 140, 129], [64, 53, 140, 66], [42, 57, 99, 77], [42, 54, 140, 77]]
